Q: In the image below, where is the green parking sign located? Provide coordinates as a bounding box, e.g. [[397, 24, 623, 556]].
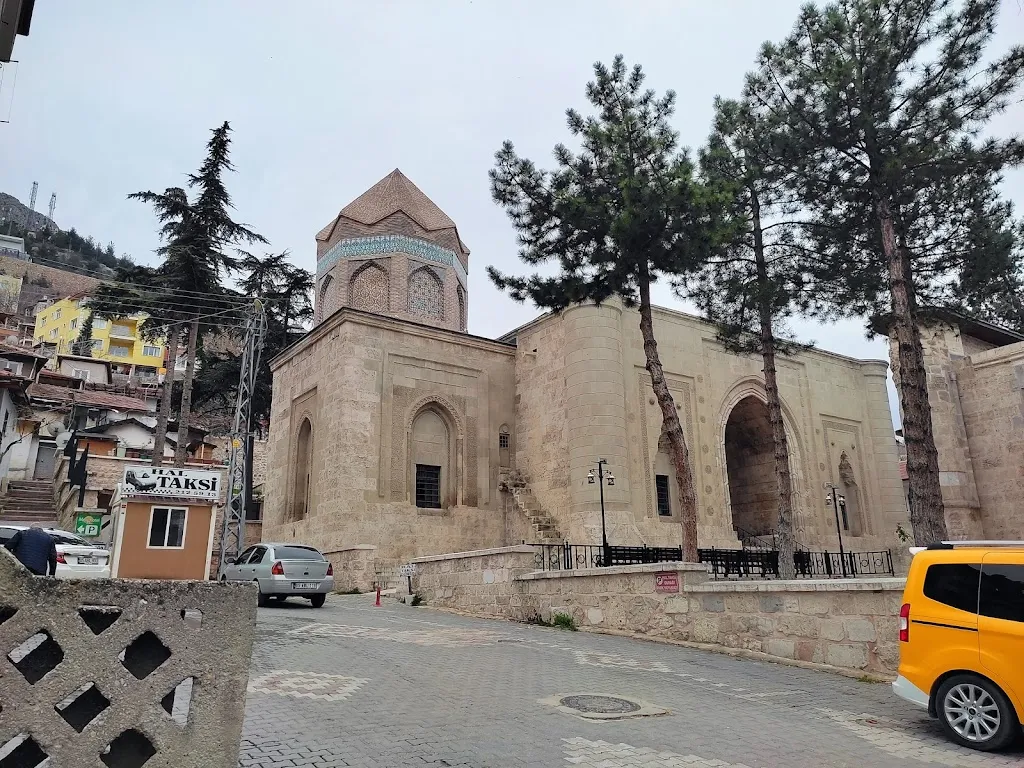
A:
[[75, 512, 101, 538]]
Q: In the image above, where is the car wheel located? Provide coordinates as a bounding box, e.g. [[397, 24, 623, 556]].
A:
[[936, 674, 1018, 751], [310, 594, 326, 608], [255, 581, 269, 608]]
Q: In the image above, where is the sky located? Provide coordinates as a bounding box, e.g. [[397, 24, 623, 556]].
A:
[[1, 0, 1023, 428]]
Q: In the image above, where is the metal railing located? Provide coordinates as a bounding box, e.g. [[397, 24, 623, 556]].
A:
[[698, 547, 894, 580], [532, 543, 683, 571]]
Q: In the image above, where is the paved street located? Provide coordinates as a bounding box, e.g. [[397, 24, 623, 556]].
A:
[[240, 595, 1024, 767]]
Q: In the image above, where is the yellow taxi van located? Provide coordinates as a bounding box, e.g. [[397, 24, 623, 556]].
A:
[[893, 541, 1024, 751]]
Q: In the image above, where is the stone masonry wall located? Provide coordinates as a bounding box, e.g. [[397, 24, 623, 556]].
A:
[[512, 301, 908, 554], [264, 312, 515, 562], [412, 546, 539, 617], [411, 548, 904, 674], [954, 342, 1024, 539], [323, 545, 378, 593], [0, 549, 257, 767]]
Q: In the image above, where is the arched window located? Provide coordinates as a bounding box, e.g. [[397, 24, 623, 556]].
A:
[[408, 267, 444, 320], [316, 275, 335, 322], [350, 261, 390, 313], [654, 429, 676, 518], [457, 285, 466, 331], [498, 424, 510, 467], [411, 407, 450, 508], [838, 451, 865, 537], [292, 418, 313, 521]]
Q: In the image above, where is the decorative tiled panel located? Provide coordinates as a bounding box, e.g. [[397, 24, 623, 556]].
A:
[[318, 235, 468, 289], [408, 268, 444, 320]]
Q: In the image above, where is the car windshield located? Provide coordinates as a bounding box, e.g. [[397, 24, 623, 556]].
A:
[[273, 546, 323, 560], [0, 527, 21, 543]]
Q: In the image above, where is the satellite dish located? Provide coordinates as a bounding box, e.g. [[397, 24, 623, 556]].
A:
[[55, 431, 73, 450], [41, 421, 63, 437]]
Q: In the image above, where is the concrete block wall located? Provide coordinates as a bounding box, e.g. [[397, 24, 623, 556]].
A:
[[0, 549, 257, 767]]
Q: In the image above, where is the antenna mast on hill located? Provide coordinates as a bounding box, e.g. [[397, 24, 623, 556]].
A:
[[28, 181, 37, 212], [48, 193, 55, 222], [216, 299, 267, 575]]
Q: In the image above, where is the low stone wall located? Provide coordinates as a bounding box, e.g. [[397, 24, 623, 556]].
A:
[[412, 546, 539, 617], [324, 544, 377, 593], [410, 547, 905, 674], [0, 549, 257, 767]]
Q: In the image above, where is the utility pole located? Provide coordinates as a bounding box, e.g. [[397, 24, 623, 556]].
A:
[[217, 300, 267, 575]]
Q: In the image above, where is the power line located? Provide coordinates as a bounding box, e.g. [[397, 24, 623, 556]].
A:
[[27, 254, 301, 304]]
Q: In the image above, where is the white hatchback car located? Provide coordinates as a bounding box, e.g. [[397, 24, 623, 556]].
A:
[[0, 525, 111, 579]]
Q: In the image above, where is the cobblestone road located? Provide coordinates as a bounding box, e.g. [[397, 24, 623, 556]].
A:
[[240, 595, 1023, 767]]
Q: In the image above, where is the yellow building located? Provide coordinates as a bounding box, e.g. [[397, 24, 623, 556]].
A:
[[33, 294, 167, 373]]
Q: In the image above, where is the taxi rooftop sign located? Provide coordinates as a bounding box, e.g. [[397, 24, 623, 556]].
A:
[[122, 465, 221, 502]]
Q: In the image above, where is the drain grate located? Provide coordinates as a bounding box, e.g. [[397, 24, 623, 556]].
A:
[[541, 692, 667, 721], [560, 695, 641, 714]]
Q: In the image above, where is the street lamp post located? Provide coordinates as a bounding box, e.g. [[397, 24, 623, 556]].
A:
[[825, 483, 848, 577], [587, 459, 615, 567]]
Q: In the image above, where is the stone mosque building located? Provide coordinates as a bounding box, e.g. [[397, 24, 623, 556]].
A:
[[260, 169, 930, 564]]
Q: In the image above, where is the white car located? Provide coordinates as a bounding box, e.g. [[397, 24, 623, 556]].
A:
[[0, 525, 111, 579]]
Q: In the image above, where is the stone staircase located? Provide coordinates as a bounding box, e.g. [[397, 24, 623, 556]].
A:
[[509, 485, 563, 544], [1, 479, 59, 527]]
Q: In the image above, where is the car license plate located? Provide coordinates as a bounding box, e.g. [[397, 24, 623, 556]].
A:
[[79, 557, 95, 565], [293, 582, 318, 590]]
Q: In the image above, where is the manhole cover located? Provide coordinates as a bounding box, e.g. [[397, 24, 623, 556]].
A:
[[560, 695, 641, 714], [541, 693, 668, 720]]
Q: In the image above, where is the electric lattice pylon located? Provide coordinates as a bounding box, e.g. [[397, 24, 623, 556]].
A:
[[48, 193, 56, 222], [28, 181, 37, 212], [217, 300, 267, 576]]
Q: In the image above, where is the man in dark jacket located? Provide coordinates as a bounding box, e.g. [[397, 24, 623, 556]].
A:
[[4, 525, 58, 576]]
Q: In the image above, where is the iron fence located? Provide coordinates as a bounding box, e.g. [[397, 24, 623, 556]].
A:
[[532, 543, 683, 571], [698, 547, 894, 579]]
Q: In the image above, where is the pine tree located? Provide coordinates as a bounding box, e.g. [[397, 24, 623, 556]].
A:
[[130, 122, 265, 467], [746, 0, 1024, 545], [193, 251, 313, 427], [689, 98, 810, 577], [72, 311, 95, 357], [487, 56, 728, 562]]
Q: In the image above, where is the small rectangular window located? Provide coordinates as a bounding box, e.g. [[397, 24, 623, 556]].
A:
[[148, 506, 187, 548], [415, 464, 442, 509], [109, 344, 130, 358], [143, 345, 161, 357], [980, 564, 1024, 624], [93, 318, 107, 329], [53, 309, 61, 320], [70, 318, 78, 330], [655, 475, 671, 516], [1, 409, 9, 435], [91, 339, 103, 350], [923, 563, 981, 614], [498, 433, 510, 449]]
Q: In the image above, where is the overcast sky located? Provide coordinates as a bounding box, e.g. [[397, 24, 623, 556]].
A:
[[2, 1, 1022, 427]]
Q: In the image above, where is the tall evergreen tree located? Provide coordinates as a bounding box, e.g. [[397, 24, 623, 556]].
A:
[[193, 251, 313, 429], [689, 98, 810, 577], [487, 56, 728, 562], [72, 311, 95, 357], [130, 122, 265, 466], [746, 0, 1024, 545]]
